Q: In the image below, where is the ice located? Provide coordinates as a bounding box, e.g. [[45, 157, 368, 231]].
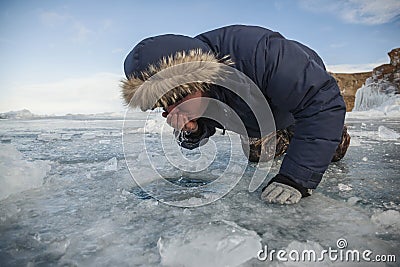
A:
[[348, 95, 400, 118], [378, 125, 400, 140], [144, 118, 173, 135], [347, 196, 361, 205], [0, 203, 21, 222], [104, 157, 118, 171], [37, 133, 62, 141], [61, 133, 73, 141], [0, 109, 36, 119], [349, 136, 361, 146], [81, 132, 96, 140], [145, 119, 158, 132], [337, 183, 352, 191], [348, 78, 400, 118], [0, 115, 399, 266], [371, 210, 400, 230], [0, 144, 50, 200], [280, 240, 332, 266], [37, 132, 73, 142], [353, 80, 397, 112], [137, 150, 149, 163], [157, 220, 261, 267], [1, 137, 12, 143]]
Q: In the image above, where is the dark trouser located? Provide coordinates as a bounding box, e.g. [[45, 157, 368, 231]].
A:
[[240, 125, 351, 163]]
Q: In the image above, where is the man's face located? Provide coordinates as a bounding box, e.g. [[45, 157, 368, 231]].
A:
[[164, 90, 208, 121]]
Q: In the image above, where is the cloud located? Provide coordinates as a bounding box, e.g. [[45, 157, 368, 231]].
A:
[[326, 62, 386, 73], [39, 11, 69, 27], [0, 73, 125, 115], [39, 10, 92, 43], [299, 0, 400, 25], [112, 48, 124, 54], [72, 21, 92, 43], [102, 19, 113, 31], [329, 42, 347, 49]]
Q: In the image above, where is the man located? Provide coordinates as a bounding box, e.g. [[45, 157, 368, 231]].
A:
[[121, 25, 350, 204]]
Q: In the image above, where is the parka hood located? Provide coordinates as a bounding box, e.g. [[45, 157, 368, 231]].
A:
[[121, 34, 233, 111]]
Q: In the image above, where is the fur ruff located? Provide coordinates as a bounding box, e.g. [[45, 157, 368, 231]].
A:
[[120, 48, 233, 111]]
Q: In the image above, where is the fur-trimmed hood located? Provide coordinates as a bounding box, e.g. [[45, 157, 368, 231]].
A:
[[120, 34, 233, 111]]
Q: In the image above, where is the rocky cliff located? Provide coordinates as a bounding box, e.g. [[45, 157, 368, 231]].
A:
[[332, 47, 400, 111], [331, 72, 372, 111]]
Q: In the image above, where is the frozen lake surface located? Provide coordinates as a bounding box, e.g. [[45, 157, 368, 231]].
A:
[[0, 113, 399, 266]]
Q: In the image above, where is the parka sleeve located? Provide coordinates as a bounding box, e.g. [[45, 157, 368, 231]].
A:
[[262, 39, 346, 189]]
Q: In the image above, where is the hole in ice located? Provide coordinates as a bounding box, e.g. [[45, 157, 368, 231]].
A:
[[129, 187, 153, 200], [129, 174, 218, 201], [168, 176, 212, 187]]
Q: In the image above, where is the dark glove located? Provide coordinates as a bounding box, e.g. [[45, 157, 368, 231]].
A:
[[261, 174, 312, 204]]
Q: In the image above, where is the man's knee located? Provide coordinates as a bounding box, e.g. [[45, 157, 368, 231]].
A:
[[331, 125, 351, 162], [240, 129, 292, 162]]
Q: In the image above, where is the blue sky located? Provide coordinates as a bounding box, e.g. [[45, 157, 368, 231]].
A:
[[0, 0, 399, 114]]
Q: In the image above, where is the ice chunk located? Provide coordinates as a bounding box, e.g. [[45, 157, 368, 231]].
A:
[[211, 169, 223, 176], [281, 240, 332, 266], [376, 95, 400, 116], [383, 201, 399, 210], [347, 196, 361, 205], [1, 137, 12, 143], [338, 183, 352, 191], [0, 144, 50, 200], [0, 109, 36, 119], [378, 125, 400, 140], [157, 220, 261, 267], [104, 157, 118, 171], [81, 132, 96, 140], [371, 210, 400, 229], [0, 203, 21, 222], [34, 236, 71, 263], [37, 133, 61, 141], [137, 151, 149, 163], [61, 133, 73, 141], [145, 119, 165, 133], [349, 136, 361, 147]]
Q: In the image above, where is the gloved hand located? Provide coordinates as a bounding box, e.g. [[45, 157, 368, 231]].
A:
[[261, 174, 312, 204]]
